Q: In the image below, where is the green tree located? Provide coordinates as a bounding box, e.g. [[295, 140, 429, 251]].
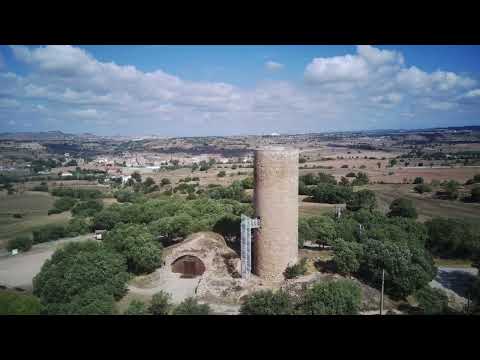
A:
[[471, 186, 480, 202], [0, 291, 43, 315], [441, 180, 461, 200], [309, 183, 353, 204], [390, 159, 398, 167], [346, 190, 376, 211], [413, 177, 424, 184], [413, 286, 449, 314], [160, 178, 171, 186], [60, 286, 116, 315], [104, 224, 163, 274], [414, 183, 432, 194], [173, 297, 210, 315], [131, 171, 142, 183], [299, 280, 361, 315], [331, 239, 364, 275], [388, 198, 418, 219], [240, 290, 295, 315], [149, 291, 173, 315], [360, 238, 436, 299], [71, 199, 104, 217], [351, 172, 369, 186], [33, 241, 130, 312], [7, 235, 33, 252], [125, 300, 149, 315]]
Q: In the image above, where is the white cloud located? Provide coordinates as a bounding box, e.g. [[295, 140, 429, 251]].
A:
[[265, 61, 284, 71], [2, 45, 479, 135], [464, 89, 480, 98]]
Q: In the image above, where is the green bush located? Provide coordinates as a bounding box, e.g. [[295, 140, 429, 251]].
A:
[[414, 184, 432, 194], [425, 217, 480, 259], [33, 241, 130, 312], [346, 190, 376, 211], [388, 198, 418, 219], [125, 300, 149, 315], [7, 235, 33, 252], [298, 216, 337, 247], [104, 224, 163, 274], [149, 291, 173, 315], [172, 297, 210, 315], [65, 217, 91, 237], [299, 280, 361, 315], [71, 200, 104, 217], [414, 286, 449, 314], [240, 290, 295, 315], [217, 170, 226, 177], [0, 291, 43, 315], [284, 258, 307, 279], [51, 188, 102, 200], [32, 224, 67, 243], [351, 172, 369, 186], [52, 197, 77, 213], [58, 286, 116, 315], [359, 238, 436, 299], [332, 239, 363, 275], [471, 186, 480, 202], [413, 177, 424, 184], [309, 183, 353, 204]]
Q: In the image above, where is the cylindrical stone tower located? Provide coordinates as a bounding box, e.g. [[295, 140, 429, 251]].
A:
[[253, 146, 299, 282]]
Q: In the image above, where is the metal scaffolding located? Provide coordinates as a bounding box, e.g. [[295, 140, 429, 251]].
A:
[[241, 214, 260, 279]]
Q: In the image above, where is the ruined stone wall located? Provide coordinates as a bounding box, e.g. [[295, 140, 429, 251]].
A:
[[254, 147, 298, 282]]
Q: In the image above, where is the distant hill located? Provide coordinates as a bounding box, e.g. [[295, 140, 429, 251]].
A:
[[0, 131, 101, 141]]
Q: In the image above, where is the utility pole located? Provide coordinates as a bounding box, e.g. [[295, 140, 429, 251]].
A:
[[380, 268, 385, 315]]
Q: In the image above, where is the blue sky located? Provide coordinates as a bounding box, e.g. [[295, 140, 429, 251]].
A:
[[1, 45, 480, 136]]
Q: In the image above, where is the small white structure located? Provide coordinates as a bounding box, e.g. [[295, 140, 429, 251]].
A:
[[61, 172, 73, 177], [121, 175, 132, 184], [95, 230, 106, 240], [11, 249, 18, 256]]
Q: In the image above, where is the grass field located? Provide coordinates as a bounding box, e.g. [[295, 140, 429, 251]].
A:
[[366, 183, 480, 222], [0, 191, 71, 248]]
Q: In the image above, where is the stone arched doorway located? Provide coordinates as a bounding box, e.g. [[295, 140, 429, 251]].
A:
[[171, 255, 206, 278]]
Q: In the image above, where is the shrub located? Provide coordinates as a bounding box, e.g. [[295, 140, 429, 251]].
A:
[[32, 224, 67, 243], [298, 216, 337, 247], [341, 164, 349, 168], [12, 213, 23, 218], [0, 291, 43, 315], [346, 190, 376, 211], [414, 286, 449, 314], [413, 177, 424, 184], [172, 297, 210, 315], [241, 176, 254, 189], [425, 218, 480, 259], [60, 286, 116, 315], [359, 238, 436, 299], [388, 198, 417, 219], [332, 239, 363, 275], [125, 300, 149, 315], [299, 280, 361, 315], [65, 217, 91, 237], [52, 196, 77, 213], [7, 235, 33, 252], [346, 172, 356, 178], [471, 186, 480, 202], [217, 170, 226, 177], [414, 184, 432, 194], [240, 290, 295, 315], [351, 172, 369, 186], [309, 184, 353, 204], [104, 224, 163, 275], [71, 200, 104, 217], [149, 291, 173, 315], [33, 241, 130, 312], [284, 258, 307, 279]]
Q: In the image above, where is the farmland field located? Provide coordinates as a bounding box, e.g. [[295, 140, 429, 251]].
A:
[[0, 191, 71, 248], [366, 183, 480, 222]]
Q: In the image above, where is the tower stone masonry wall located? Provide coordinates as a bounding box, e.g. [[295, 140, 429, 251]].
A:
[[254, 146, 299, 282]]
